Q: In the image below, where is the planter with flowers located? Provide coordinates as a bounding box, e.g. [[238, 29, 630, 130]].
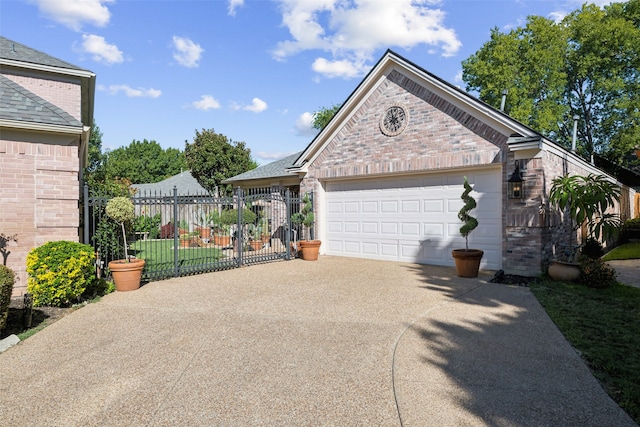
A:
[[106, 196, 145, 291]]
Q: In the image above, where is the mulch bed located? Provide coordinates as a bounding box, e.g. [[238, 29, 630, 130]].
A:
[[489, 269, 540, 287], [1, 298, 73, 339]]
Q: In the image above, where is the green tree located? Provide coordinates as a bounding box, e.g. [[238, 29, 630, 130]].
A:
[[84, 122, 106, 186], [312, 104, 341, 130], [184, 129, 257, 195], [104, 139, 186, 184], [462, 1, 640, 165]]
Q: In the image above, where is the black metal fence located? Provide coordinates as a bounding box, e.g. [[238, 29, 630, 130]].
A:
[[83, 185, 304, 282]]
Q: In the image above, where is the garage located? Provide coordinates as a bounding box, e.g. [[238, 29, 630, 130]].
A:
[[323, 168, 502, 270]]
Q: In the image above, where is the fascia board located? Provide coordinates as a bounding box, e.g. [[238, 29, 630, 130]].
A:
[[0, 119, 82, 134], [0, 59, 95, 79]]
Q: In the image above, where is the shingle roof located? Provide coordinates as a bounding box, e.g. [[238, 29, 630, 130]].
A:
[[0, 74, 83, 127], [0, 36, 90, 72], [224, 152, 301, 183], [132, 171, 209, 196]]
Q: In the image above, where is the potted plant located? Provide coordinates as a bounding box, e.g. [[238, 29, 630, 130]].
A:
[[547, 174, 621, 281], [451, 177, 484, 277], [105, 196, 145, 291], [247, 224, 263, 251], [195, 209, 217, 240], [220, 208, 257, 251], [292, 193, 321, 261]]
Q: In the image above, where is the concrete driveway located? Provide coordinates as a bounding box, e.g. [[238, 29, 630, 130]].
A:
[[0, 257, 635, 426]]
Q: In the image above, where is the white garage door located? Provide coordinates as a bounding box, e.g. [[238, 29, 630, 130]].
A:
[[324, 169, 502, 270]]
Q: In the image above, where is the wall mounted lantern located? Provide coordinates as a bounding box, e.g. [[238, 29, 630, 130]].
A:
[[508, 160, 524, 199]]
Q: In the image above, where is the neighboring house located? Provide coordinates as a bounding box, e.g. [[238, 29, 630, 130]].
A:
[[131, 170, 207, 196], [0, 36, 95, 296], [131, 171, 211, 234], [226, 50, 636, 276]]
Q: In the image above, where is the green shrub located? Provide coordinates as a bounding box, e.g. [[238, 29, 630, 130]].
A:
[[578, 256, 617, 289], [623, 218, 640, 229], [581, 238, 604, 259], [133, 213, 162, 239], [220, 208, 257, 225], [0, 265, 15, 330], [27, 241, 96, 307]]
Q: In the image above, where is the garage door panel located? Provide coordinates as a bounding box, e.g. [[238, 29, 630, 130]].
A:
[[327, 221, 343, 233], [362, 201, 378, 213], [325, 170, 501, 270], [380, 222, 398, 235], [401, 222, 420, 236], [423, 200, 444, 212], [423, 223, 445, 237], [344, 221, 359, 233], [362, 222, 378, 233]]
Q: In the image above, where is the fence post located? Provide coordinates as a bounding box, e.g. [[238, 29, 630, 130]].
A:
[[285, 188, 291, 260], [173, 186, 179, 277], [83, 184, 89, 244], [236, 187, 243, 267]]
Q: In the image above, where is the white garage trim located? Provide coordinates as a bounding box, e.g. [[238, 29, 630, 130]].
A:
[[320, 168, 502, 270]]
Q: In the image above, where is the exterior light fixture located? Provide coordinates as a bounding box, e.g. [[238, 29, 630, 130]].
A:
[[508, 160, 524, 199]]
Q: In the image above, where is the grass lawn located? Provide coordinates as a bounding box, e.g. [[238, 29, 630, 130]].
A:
[[602, 242, 640, 261], [530, 279, 640, 423], [130, 239, 225, 271]]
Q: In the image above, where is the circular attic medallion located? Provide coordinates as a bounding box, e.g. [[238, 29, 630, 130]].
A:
[[380, 105, 408, 136]]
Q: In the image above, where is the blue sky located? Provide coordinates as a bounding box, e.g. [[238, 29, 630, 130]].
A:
[[1, 0, 611, 165]]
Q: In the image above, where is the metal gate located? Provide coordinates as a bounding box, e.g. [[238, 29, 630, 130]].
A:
[[83, 185, 304, 282]]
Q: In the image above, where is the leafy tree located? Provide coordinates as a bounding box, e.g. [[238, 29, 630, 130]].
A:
[[462, 1, 640, 165], [184, 129, 257, 195], [312, 104, 341, 130], [104, 139, 186, 184]]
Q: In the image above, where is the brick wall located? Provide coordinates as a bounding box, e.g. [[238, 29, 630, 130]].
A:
[[3, 72, 82, 122], [302, 69, 508, 194], [0, 139, 80, 296]]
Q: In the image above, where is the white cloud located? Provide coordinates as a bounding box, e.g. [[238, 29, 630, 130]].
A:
[[77, 34, 123, 64], [32, 0, 112, 31], [228, 0, 244, 16], [103, 84, 162, 98], [295, 112, 319, 136], [237, 97, 268, 113], [172, 36, 204, 68], [256, 151, 299, 161], [312, 57, 366, 79], [271, 0, 461, 79], [453, 70, 463, 84], [548, 11, 567, 23], [192, 95, 221, 110]]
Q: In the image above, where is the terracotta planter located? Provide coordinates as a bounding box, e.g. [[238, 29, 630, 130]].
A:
[[548, 261, 580, 282], [249, 240, 263, 251], [214, 235, 231, 247], [108, 258, 145, 292], [197, 227, 211, 239], [299, 240, 322, 261], [451, 249, 484, 278]]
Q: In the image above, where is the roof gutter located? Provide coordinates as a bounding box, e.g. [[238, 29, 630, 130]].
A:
[[0, 119, 83, 134], [0, 59, 95, 79]]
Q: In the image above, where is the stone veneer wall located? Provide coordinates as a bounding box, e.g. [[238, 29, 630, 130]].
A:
[[0, 139, 80, 296]]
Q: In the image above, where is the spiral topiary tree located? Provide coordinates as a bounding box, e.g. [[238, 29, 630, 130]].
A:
[[105, 196, 135, 261], [458, 176, 478, 251]]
